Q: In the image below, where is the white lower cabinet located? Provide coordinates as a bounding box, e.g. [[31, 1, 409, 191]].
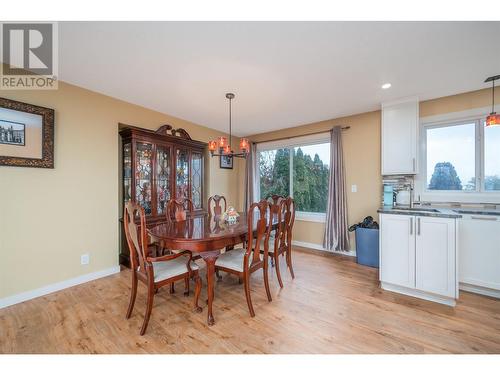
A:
[[459, 215, 500, 297], [380, 214, 415, 288], [380, 213, 457, 306]]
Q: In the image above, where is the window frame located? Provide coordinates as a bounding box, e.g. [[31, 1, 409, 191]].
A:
[[256, 132, 331, 222], [417, 107, 500, 203]]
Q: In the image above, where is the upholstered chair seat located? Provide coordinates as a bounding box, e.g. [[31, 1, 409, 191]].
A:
[[153, 258, 200, 283], [215, 248, 262, 272]]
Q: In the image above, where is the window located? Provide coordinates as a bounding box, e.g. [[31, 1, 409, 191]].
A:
[[484, 123, 500, 191], [422, 116, 500, 196], [257, 135, 330, 219], [426, 122, 476, 191]]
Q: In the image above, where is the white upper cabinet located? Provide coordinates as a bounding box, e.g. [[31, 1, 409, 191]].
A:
[[381, 97, 419, 175]]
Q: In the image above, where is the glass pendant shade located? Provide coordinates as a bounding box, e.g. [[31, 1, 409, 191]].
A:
[[218, 136, 227, 148], [239, 138, 250, 153], [208, 140, 217, 151], [223, 145, 232, 154], [486, 113, 500, 127]]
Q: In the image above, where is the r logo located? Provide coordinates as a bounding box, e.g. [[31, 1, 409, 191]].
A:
[[2, 23, 53, 75]]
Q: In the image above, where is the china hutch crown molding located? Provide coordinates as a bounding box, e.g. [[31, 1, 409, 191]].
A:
[[119, 123, 207, 266]]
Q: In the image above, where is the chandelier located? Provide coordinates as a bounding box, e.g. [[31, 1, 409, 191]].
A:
[[208, 93, 249, 159], [485, 75, 500, 127]]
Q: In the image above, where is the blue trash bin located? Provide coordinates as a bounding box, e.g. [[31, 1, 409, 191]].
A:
[[355, 227, 379, 268]]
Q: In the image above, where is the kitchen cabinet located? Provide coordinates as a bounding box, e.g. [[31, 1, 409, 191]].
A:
[[459, 215, 500, 297], [415, 216, 456, 298], [379, 214, 415, 288], [381, 97, 419, 175], [379, 213, 457, 305]]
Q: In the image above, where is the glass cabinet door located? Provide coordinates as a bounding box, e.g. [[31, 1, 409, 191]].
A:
[[191, 152, 203, 209], [156, 145, 171, 215], [123, 142, 132, 206], [135, 142, 153, 215], [176, 148, 189, 200]]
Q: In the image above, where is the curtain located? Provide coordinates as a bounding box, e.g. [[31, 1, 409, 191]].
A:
[[324, 126, 350, 251], [244, 142, 258, 212]]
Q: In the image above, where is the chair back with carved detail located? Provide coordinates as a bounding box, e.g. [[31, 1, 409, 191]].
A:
[[268, 194, 286, 206], [268, 199, 286, 254], [166, 198, 194, 222], [282, 197, 296, 252], [124, 201, 149, 274], [208, 195, 227, 217], [246, 200, 272, 267]]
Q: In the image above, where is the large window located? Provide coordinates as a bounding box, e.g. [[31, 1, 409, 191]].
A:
[[258, 136, 330, 217], [422, 117, 500, 195], [426, 122, 476, 191]]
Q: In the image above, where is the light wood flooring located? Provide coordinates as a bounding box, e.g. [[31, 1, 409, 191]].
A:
[[1, 248, 500, 354]]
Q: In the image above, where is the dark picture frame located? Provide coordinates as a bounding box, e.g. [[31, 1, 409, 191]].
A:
[[0, 97, 54, 168], [220, 154, 233, 169]]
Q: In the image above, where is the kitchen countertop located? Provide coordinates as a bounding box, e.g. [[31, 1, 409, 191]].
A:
[[378, 206, 462, 218]]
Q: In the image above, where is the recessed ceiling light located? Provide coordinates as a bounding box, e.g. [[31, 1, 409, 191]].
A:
[[381, 83, 392, 89]]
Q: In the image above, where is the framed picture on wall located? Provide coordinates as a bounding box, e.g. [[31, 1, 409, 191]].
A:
[[220, 154, 233, 169], [0, 97, 54, 168]]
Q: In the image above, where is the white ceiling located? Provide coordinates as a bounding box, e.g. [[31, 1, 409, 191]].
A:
[[57, 21, 500, 136]]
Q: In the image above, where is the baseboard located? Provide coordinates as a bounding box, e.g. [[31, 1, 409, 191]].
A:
[[0, 266, 121, 309], [460, 282, 500, 299], [381, 282, 456, 307], [292, 240, 356, 257]]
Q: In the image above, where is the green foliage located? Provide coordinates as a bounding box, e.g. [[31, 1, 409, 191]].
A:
[[485, 175, 500, 191], [259, 147, 330, 212], [428, 162, 462, 190]]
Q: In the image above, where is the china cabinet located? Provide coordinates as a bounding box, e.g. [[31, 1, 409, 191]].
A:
[[119, 124, 206, 266]]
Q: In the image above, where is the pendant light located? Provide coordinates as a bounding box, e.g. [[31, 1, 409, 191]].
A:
[[208, 93, 249, 158], [485, 75, 500, 127]]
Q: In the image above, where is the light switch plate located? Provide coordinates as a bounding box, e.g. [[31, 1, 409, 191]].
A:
[[81, 253, 90, 265], [351, 184, 357, 193]]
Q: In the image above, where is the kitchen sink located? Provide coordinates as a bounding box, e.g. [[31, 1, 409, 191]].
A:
[[394, 207, 440, 213]]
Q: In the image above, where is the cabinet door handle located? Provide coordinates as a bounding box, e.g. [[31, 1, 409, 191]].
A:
[[412, 158, 416, 172], [417, 217, 421, 235], [471, 216, 498, 221], [410, 217, 413, 235]]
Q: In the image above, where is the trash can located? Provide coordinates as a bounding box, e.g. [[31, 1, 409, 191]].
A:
[[355, 227, 379, 268]]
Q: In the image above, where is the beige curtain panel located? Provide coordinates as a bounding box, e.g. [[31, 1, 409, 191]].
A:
[[324, 126, 350, 251], [244, 142, 257, 212]]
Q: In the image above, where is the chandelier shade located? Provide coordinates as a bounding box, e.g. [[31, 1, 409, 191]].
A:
[[485, 75, 500, 127]]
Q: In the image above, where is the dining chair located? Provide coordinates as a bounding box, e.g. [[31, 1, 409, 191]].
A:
[[208, 195, 227, 216], [166, 197, 195, 222], [262, 196, 296, 287], [124, 200, 202, 335], [165, 197, 200, 291], [214, 200, 273, 317], [208, 195, 233, 279]]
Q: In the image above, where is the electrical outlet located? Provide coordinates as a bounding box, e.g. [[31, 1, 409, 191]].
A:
[[351, 184, 358, 193], [81, 253, 90, 265]]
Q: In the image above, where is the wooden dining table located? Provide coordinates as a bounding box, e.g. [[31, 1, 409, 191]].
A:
[[148, 213, 252, 326]]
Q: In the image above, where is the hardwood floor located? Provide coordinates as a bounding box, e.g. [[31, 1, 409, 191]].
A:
[[1, 247, 499, 354]]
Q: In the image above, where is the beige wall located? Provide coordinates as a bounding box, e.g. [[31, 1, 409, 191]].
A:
[[0, 81, 241, 299], [247, 88, 493, 249]]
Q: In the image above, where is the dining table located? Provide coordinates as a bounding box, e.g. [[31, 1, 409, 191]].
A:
[[148, 213, 253, 326]]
